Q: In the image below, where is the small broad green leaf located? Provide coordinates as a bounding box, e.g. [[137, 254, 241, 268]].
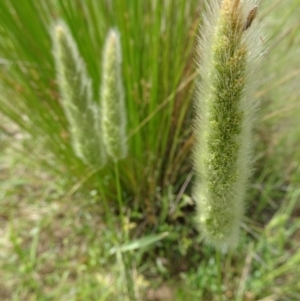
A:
[[109, 232, 169, 254]]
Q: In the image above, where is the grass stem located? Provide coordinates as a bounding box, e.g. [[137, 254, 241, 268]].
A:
[[114, 162, 137, 300], [216, 250, 223, 301]]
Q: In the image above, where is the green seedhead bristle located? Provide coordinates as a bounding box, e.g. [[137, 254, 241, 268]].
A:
[[193, 0, 263, 248], [52, 22, 106, 168], [101, 29, 127, 161]]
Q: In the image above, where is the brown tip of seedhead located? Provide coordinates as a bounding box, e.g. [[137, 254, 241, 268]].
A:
[[233, 0, 241, 10], [222, 0, 241, 13], [220, 0, 244, 33]]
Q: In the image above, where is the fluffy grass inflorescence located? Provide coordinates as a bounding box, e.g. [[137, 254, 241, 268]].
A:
[[193, 0, 264, 248], [52, 21, 106, 168], [101, 29, 127, 162]]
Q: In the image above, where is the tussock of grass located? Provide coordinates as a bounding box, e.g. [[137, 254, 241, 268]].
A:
[[1, 0, 300, 300]]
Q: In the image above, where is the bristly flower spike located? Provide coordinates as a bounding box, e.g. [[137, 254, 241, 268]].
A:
[[52, 21, 106, 168], [193, 0, 264, 249], [101, 29, 127, 161]]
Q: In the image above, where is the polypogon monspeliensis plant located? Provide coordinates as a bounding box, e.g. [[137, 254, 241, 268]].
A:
[[193, 0, 264, 248], [52, 21, 106, 168], [101, 29, 127, 162]]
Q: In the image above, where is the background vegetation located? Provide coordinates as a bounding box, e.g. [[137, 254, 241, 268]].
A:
[[0, 0, 300, 300]]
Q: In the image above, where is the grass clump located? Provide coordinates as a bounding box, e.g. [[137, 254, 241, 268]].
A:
[[0, 0, 300, 300]]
